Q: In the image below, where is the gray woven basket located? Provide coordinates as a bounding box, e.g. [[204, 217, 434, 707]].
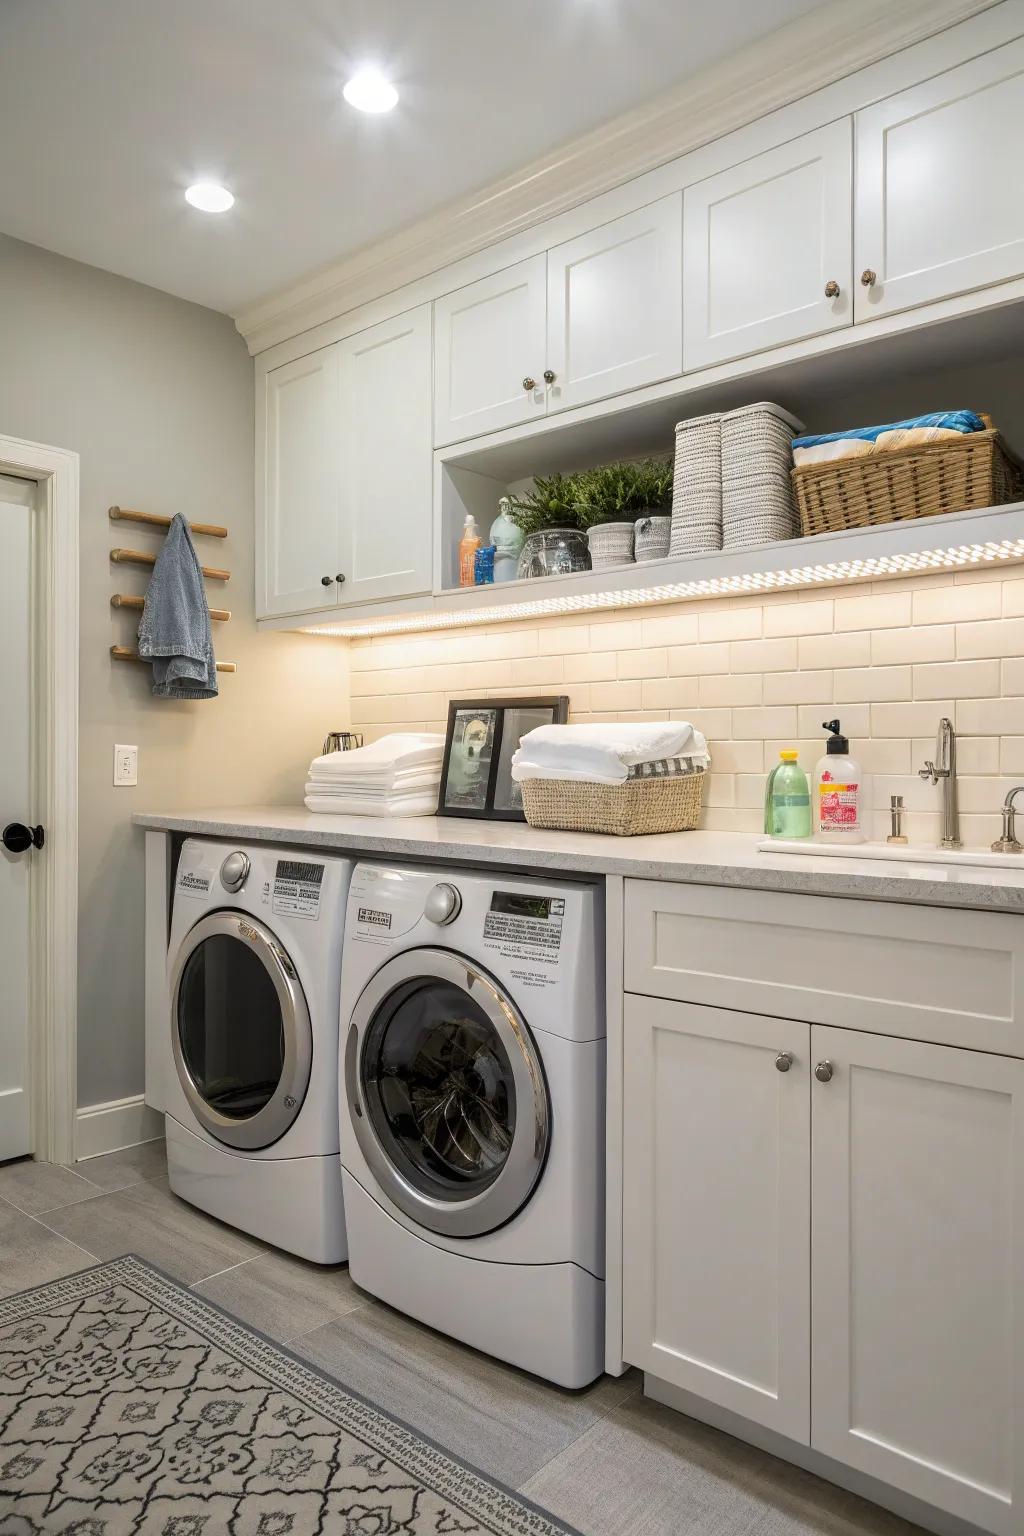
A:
[[520, 769, 705, 837]]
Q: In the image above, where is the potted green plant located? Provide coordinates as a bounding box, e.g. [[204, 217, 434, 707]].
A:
[[506, 472, 591, 579], [575, 458, 674, 569]]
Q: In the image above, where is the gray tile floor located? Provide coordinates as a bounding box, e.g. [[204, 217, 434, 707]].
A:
[[0, 1143, 920, 1536]]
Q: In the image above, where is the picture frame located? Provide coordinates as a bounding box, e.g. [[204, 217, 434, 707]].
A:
[[438, 696, 569, 821]]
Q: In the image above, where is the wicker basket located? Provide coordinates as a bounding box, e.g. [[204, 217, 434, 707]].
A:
[[792, 426, 1024, 537], [520, 769, 705, 837]]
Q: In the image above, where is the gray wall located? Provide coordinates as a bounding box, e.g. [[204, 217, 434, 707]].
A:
[[0, 233, 349, 1109]]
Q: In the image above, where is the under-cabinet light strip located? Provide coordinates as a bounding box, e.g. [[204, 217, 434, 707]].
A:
[[300, 537, 1024, 639]]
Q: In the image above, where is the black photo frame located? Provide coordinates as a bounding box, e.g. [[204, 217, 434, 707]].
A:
[[437, 696, 569, 821]]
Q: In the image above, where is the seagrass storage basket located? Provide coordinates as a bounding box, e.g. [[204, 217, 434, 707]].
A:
[[792, 423, 1024, 537], [520, 768, 705, 837]]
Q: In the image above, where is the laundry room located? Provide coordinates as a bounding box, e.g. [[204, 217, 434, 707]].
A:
[[2, 4, 1024, 1535]]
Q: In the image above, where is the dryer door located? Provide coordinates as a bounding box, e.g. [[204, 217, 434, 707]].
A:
[[346, 948, 549, 1238], [170, 912, 312, 1151]]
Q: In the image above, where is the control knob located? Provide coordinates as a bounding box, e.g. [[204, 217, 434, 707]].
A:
[[424, 882, 462, 925], [220, 851, 251, 893]]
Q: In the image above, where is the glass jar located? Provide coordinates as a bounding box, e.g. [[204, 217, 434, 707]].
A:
[[516, 527, 591, 580]]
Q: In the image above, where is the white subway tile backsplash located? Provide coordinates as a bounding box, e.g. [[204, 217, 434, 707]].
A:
[[871, 626, 955, 665], [763, 599, 833, 637], [871, 701, 955, 738], [668, 642, 730, 677], [698, 606, 762, 642], [564, 651, 618, 683], [956, 618, 1024, 660], [834, 666, 912, 703], [733, 706, 799, 739], [1004, 658, 1024, 696], [835, 592, 911, 632], [641, 613, 700, 647], [617, 648, 668, 680], [914, 659, 999, 699], [730, 637, 798, 674], [957, 698, 1024, 735], [589, 619, 643, 651], [914, 583, 1002, 625], [699, 674, 763, 707], [763, 671, 833, 705], [590, 680, 643, 711], [798, 631, 871, 670], [1001, 737, 1024, 774], [642, 676, 701, 711]]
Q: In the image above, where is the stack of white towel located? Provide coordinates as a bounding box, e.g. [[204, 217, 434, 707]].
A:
[[304, 733, 445, 817], [511, 721, 710, 785]]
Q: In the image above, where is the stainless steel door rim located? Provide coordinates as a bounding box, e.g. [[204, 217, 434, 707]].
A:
[[170, 910, 312, 1151], [346, 947, 550, 1238]]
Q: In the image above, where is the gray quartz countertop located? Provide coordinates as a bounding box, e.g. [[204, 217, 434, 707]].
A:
[[133, 806, 1024, 914]]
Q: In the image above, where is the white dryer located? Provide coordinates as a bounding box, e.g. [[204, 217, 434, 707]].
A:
[[164, 838, 353, 1263], [339, 862, 605, 1388]]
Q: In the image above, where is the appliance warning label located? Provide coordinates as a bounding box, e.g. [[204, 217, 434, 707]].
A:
[[483, 893, 564, 987], [273, 859, 325, 919]]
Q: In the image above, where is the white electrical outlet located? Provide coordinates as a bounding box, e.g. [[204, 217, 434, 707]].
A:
[[114, 744, 138, 787]]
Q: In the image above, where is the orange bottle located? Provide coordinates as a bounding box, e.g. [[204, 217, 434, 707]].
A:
[[459, 514, 482, 587]]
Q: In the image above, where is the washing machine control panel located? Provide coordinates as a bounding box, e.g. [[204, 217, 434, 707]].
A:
[[220, 850, 251, 893], [424, 882, 462, 925]]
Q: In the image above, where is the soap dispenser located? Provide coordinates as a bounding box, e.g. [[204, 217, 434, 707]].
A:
[[814, 719, 866, 843]]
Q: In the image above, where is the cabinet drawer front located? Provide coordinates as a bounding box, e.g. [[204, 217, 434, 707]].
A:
[[811, 1026, 1024, 1534], [856, 37, 1024, 321], [623, 995, 810, 1440], [683, 118, 852, 370], [624, 880, 1024, 1054]]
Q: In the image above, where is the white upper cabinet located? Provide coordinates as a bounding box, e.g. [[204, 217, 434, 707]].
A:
[[811, 1026, 1024, 1536], [433, 255, 547, 445], [856, 38, 1024, 321], [546, 196, 683, 412], [261, 347, 340, 617], [622, 994, 811, 1442], [683, 119, 852, 370], [338, 306, 433, 605]]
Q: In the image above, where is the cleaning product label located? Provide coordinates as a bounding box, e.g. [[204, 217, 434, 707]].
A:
[[483, 892, 564, 988], [272, 859, 324, 919], [818, 777, 860, 830]]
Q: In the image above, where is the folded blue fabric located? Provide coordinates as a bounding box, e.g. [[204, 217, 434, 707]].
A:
[[792, 410, 985, 450]]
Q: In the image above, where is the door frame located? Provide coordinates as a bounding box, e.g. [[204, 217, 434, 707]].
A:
[[0, 432, 79, 1165]]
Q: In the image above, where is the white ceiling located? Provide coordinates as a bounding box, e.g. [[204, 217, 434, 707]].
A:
[[0, 0, 820, 316]]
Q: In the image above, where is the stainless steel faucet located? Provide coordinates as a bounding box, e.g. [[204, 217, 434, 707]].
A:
[[992, 786, 1024, 853], [918, 717, 960, 849]]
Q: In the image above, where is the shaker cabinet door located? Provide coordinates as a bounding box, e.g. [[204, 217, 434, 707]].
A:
[[338, 305, 433, 606], [260, 347, 341, 617], [546, 195, 683, 412], [856, 38, 1024, 320], [433, 256, 548, 446], [622, 994, 811, 1441], [683, 119, 852, 370], [811, 1025, 1024, 1535]]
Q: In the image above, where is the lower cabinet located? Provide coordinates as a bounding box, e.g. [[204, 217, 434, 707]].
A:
[[622, 993, 1024, 1536]]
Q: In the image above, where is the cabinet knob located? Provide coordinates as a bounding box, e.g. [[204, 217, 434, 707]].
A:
[[543, 369, 556, 384], [775, 1051, 793, 1073], [335, 573, 346, 585], [814, 1060, 834, 1083], [522, 376, 537, 392], [320, 575, 333, 586], [860, 268, 877, 288], [824, 279, 840, 299]]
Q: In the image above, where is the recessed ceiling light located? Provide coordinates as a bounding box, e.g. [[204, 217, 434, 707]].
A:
[[185, 182, 235, 213], [343, 68, 399, 114]]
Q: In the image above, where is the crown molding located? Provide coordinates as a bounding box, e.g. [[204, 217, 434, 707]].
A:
[[234, 0, 997, 355]]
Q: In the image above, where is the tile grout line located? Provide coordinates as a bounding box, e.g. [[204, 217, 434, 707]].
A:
[[191, 1255, 259, 1289], [514, 1382, 644, 1495], [21, 1211, 101, 1270]]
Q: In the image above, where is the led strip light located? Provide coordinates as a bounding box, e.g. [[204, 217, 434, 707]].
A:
[[300, 536, 1024, 639]]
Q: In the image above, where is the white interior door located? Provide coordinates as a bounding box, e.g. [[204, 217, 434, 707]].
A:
[[622, 995, 811, 1440], [811, 1025, 1024, 1535], [339, 305, 433, 606], [260, 346, 341, 617], [0, 474, 37, 1164], [433, 256, 547, 446], [546, 195, 683, 411], [683, 119, 852, 370], [856, 38, 1024, 320]]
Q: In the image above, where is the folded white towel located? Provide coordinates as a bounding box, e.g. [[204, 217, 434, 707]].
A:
[[511, 721, 710, 785], [304, 793, 437, 818], [306, 767, 441, 792], [308, 733, 444, 780], [304, 777, 439, 800]]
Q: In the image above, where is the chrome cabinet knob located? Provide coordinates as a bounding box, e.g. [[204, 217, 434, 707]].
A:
[[522, 376, 537, 392], [814, 1060, 834, 1083], [824, 279, 840, 298], [860, 269, 877, 288], [543, 369, 556, 384], [220, 851, 250, 893], [424, 882, 462, 926], [775, 1052, 793, 1073]]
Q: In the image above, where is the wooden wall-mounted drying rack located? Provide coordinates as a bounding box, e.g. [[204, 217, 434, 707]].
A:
[[109, 505, 236, 674]]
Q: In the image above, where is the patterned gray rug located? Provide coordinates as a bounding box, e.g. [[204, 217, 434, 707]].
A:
[[0, 1256, 582, 1536]]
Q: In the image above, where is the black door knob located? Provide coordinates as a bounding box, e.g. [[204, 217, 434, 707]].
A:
[[2, 823, 44, 854], [320, 575, 334, 586], [335, 574, 346, 584]]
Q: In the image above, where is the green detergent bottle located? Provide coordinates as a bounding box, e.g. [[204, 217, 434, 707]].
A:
[[764, 750, 811, 839]]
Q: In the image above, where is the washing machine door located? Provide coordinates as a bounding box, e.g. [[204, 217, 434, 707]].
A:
[[346, 948, 549, 1238], [170, 911, 312, 1151]]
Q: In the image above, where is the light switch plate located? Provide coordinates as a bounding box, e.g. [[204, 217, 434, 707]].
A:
[[114, 743, 138, 786]]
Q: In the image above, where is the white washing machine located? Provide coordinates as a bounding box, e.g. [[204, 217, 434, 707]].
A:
[[338, 862, 605, 1388], [164, 838, 353, 1263]]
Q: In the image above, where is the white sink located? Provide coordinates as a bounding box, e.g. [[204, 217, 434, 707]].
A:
[[758, 838, 1024, 870]]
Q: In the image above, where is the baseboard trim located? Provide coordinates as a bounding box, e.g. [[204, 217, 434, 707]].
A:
[[75, 1095, 163, 1161]]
